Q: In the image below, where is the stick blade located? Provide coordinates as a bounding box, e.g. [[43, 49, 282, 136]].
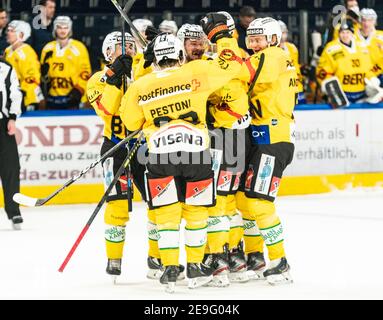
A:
[[13, 193, 39, 207]]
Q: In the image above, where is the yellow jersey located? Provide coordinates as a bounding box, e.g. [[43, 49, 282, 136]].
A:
[[87, 69, 128, 142], [280, 41, 304, 95], [241, 46, 297, 144], [356, 29, 383, 79], [4, 44, 43, 106], [316, 39, 375, 102], [119, 37, 243, 153], [207, 78, 250, 129], [41, 39, 91, 101]]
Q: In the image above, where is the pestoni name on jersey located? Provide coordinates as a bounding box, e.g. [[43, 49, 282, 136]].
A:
[[155, 47, 176, 55], [138, 84, 192, 104], [247, 28, 264, 35]]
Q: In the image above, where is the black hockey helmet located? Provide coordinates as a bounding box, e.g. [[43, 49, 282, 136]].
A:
[[339, 19, 355, 34]]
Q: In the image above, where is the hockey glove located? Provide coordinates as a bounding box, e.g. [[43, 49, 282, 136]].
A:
[[68, 87, 83, 106], [200, 13, 230, 43], [145, 25, 160, 41], [143, 38, 156, 69], [106, 54, 133, 88]]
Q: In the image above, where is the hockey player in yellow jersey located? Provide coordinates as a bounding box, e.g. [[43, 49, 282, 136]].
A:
[[234, 17, 297, 285], [317, 19, 381, 106], [278, 20, 305, 104], [120, 13, 244, 292], [194, 13, 251, 286], [5, 20, 43, 110], [87, 31, 146, 280], [41, 16, 91, 109], [356, 9, 383, 84]]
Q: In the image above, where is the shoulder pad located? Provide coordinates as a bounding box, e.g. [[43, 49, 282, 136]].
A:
[[325, 43, 342, 54]]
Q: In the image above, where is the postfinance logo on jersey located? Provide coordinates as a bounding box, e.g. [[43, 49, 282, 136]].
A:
[[138, 79, 201, 105]]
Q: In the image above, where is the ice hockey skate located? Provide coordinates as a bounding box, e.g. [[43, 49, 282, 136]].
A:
[[228, 242, 249, 283], [263, 257, 293, 285], [203, 253, 230, 287], [106, 259, 121, 284], [147, 256, 185, 281], [187, 263, 213, 289], [11, 216, 23, 231], [160, 265, 180, 293], [247, 251, 266, 280]]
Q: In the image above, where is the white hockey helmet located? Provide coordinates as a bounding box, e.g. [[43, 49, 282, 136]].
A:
[[246, 17, 282, 48], [278, 20, 288, 33], [132, 18, 153, 34], [53, 16, 73, 38], [159, 20, 178, 35], [217, 11, 235, 35], [102, 31, 137, 62], [153, 33, 185, 66], [360, 8, 378, 21], [177, 24, 205, 43], [8, 20, 31, 42]]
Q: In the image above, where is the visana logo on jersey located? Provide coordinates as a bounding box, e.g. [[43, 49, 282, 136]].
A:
[[148, 122, 208, 154]]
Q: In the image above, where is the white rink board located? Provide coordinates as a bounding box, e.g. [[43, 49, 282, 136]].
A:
[[285, 109, 383, 176], [16, 115, 104, 186], [14, 109, 383, 187]]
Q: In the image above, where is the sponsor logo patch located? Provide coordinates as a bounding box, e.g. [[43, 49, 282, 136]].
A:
[[268, 176, 281, 198], [217, 170, 233, 192], [254, 154, 275, 195], [250, 125, 270, 144]]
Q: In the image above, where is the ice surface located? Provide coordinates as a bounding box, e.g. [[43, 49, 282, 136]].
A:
[[1, 188, 383, 300]]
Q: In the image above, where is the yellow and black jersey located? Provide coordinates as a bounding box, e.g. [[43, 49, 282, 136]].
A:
[[240, 46, 297, 144], [207, 78, 249, 129], [316, 39, 375, 101], [280, 41, 304, 94], [4, 44, 43, 106], [87, 69, 127, 142], [119, 37, 243, 152], [132, 51, 154, 80], [356, 29, 383, 79], [41, 39, 91, 101]]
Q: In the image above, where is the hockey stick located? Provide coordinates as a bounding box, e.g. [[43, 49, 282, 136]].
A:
[[58, 131, 144, 273], [13, 129, 140, 207], [122, 0, 135, 14], [120, 0, 133, 212], [109, 0, 148, 48]]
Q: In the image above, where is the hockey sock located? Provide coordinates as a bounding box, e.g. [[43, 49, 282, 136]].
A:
[[183, 204, 209, 263], [147, 209, 160, 259], [228, 213, 244, 250], [104, 200, 129, 259], [105, 225, 125, 259], [156, 202, 182, 266]]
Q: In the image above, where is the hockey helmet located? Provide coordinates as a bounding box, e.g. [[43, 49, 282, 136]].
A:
[[102, 31, 136, 62], [246, 17, 282, 48], [53, 16, 73, 38], [153, 33, 185, 66], [8, 20, 31, 42], [159, 20, 178, 35]]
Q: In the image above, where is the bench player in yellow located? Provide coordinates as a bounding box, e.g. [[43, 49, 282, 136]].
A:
[[5, 20, 43, 111], [41, 16, 91, 109]]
